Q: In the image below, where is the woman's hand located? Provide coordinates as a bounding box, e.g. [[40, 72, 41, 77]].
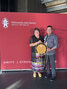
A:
[[37, 40, 42, 44], [30, 40, 42, 47]]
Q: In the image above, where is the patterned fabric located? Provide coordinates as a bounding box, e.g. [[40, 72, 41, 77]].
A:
[[31, 53, 45, 72]]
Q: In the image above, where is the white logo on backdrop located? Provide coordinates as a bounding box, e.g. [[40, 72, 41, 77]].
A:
[[2, 18, 9, 29], [2, 18, 36, 28]]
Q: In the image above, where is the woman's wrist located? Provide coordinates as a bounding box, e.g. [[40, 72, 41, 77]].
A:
[[35, 42, 38, 45]]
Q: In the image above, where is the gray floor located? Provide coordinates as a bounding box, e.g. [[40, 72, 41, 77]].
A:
[[0, 70, 67, 89]]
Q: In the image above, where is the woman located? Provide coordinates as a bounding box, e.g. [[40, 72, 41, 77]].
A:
[[29, 28, 45, 78]]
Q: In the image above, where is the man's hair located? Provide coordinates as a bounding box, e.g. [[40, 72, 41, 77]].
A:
[[47, 25, 53, 29], [33, 28, 40, 33]]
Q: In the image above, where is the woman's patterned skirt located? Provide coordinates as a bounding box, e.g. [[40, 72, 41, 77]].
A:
[[31, 53, 45, 72]]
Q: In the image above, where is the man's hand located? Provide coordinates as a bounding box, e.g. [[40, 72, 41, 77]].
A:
[[47, 48, 51, 52]]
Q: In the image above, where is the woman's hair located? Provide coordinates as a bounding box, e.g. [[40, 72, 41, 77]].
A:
[[33, 28, 40, 33]]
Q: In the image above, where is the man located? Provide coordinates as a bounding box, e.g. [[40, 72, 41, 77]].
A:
[[44, 25, 58, 81]]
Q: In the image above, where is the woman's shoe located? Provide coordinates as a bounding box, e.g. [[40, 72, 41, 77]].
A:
[[38, 73, 42, 78], [33, 73, 36, 78]]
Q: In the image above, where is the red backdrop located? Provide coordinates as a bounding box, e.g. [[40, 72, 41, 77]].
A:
[[0, 12, 67, 70]]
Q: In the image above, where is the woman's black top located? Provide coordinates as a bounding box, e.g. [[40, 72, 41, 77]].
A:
[[29, 35, 44, 62]]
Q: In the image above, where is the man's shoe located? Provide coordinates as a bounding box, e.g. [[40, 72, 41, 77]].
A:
[[45, 74, 50, 79], [50, 76, 56, 81]]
